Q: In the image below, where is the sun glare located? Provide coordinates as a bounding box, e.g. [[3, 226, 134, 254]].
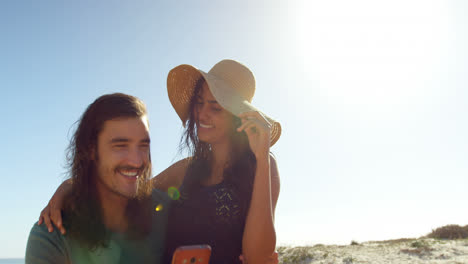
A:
[[292, 0, 449, 109]]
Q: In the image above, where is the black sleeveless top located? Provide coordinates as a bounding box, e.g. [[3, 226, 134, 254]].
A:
[[164, 180, 247, 264]]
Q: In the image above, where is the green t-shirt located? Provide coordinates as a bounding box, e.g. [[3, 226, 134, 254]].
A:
[[25, 190, 169, 264]]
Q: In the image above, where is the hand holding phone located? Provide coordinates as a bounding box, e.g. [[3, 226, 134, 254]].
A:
[[171, 244, 211, 264]]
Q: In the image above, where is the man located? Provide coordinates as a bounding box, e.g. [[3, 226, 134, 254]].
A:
[[26, 93, 169, 263]]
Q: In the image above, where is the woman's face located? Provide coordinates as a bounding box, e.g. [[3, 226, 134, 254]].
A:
[[193, 82, 234, 145]]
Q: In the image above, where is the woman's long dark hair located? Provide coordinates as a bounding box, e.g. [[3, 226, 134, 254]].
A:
[[181, 78, 257, 211]]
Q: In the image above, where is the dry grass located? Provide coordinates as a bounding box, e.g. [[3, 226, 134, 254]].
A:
[[277, 246, 316, 264], [398, 239, 434, 257], [371, 238, 415, 245], [400, 246, 434, 256], [427, 224, 468, 240]]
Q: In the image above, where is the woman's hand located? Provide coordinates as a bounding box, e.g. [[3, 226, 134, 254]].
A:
[[237, 111, 271, 159], [38, 180, 71, 234]]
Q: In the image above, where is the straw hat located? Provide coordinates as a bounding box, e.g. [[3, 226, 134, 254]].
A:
[[167, 59, 281, 146]]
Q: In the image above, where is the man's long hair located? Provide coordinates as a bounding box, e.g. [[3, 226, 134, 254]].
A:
[[63, 93, 153, 250], [181, 79, 256, 213]]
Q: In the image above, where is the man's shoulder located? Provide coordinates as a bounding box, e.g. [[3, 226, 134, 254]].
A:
[[28, 221, 65, 242], [26, 222, 70, 264]]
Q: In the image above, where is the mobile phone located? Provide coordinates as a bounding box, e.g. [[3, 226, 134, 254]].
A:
[[171, 244, 211, 264]]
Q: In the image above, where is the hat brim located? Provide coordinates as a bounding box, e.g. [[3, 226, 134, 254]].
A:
[[167, 64, 281, 146]]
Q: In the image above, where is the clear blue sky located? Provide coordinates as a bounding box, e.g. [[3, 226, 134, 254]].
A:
[[1, 0, 467, 258]]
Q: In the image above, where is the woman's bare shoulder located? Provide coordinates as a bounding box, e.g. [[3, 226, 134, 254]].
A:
[[152, 157, 192, 190], [169, 157, 191, 174]]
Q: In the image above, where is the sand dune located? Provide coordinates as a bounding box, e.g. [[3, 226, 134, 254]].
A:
[[278, 238, 468, 263]]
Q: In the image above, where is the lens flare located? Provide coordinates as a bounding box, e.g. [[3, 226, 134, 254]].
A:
[[155, 204, 163, 211], [168, 186, 180, 200]]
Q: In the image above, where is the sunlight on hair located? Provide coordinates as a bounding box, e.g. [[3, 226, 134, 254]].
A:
[[168, 186, 181, 200]]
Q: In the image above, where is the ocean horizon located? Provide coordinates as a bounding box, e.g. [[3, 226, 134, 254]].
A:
[[0, 259, 24, 264]]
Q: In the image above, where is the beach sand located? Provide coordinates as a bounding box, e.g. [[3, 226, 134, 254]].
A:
[[278, 238, 468, 263]]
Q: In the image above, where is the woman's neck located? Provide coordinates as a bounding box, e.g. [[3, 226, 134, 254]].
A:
[[207, 140, 232, 184], [210, 139, 231, 166]]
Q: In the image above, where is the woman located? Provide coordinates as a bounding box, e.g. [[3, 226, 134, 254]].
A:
[[40, 59, 281, 263]]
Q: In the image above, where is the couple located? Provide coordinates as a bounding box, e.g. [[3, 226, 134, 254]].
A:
[[26, 60, 281, 264]]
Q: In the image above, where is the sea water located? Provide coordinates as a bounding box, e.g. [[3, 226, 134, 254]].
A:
[[0, 259, 24, 264]]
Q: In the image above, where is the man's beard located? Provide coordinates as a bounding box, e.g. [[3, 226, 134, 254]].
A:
[[112, 163, 153, 200], [94, 160, 153, 200]]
